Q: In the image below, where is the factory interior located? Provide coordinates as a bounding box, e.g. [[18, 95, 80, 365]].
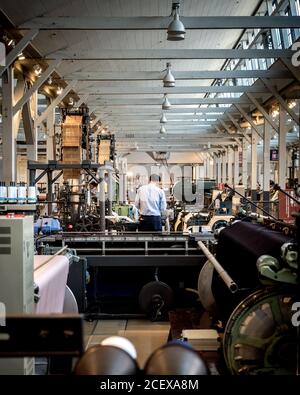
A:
[[0, 0, 299, 378]]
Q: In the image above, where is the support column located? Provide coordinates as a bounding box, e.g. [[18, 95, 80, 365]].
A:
[[227, 147, 234, 186], [47, 170, 53, 216], [278, 104, 287, 189], [217, 154, 222, 185], [208, 155, 214, 179], [107, 163, 113, 216], [2, 67, 16, 182], [27, 91, 38, 161], [203, 156, 207, 178], [242, 138, 248, 188], [233, 147, 239, 186], [263, 120, 271, 213], [222, 151, 227, 184], [46, 107, 55, 161], [98, 168, 106, 232], [251, 130, 258, 210], [118, 157, 127, 204], [212, 154, 216, 181]]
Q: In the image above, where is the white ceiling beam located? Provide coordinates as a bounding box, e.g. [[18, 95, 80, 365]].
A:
[[88, 98, 251, 105], [76, 94, 89, 107], [102, 116, 219, 121], [260, 78, 300, 125], [13, 58, 61, 115], [19, 16, 300, 30], [226, 112, 251, 144], [279, 58, 300, 84], [34, 81, 77, 127], [90, 115, 101, 128], [234, 104, 263, 138], [0, 30, 39, 75], [218, 119, 235, 135], [110, 126, 211, 132], [64, 69, 293, 80], [94, 108, 229, 114], [116, 135, 239, 140], [44, 49, 293, 60], [245, 92, 279, 132], [76, 85, 267, 95]]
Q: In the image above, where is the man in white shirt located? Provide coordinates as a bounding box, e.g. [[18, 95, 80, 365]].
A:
[[135, 174, 167, 231]]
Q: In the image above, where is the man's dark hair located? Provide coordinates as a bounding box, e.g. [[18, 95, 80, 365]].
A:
[[149, 174, 160, 182]]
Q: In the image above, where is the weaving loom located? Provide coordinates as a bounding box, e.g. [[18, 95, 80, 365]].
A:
[[212, 221, 293, 320]]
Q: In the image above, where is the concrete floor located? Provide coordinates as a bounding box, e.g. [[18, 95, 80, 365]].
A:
[[83, 319, 170, 367]]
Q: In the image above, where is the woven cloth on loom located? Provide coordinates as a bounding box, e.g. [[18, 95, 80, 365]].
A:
[[62, 115, 82, 179], [34, 255, 69, 314], [211, 221, 293, 321]]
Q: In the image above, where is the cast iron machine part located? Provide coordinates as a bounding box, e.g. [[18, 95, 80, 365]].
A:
[[139, 280, 174, 321], [74, 344, 139, 375], [144, 341, 209, 375], [223, 286, 298, 375]]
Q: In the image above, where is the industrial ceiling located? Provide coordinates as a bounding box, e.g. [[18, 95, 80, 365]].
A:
[[0, 0, 299, 156]]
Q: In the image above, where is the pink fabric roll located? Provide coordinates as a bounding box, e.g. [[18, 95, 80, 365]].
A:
[[34, 255, 69, 314]]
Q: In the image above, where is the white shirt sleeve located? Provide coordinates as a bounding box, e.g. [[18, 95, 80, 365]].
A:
[[135, 188, 140, 210], [160, 190, 167, 214]]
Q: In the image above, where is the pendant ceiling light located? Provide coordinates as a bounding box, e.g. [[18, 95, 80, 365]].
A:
[[162, 94, 171, 110], [167, 2, 186, 41], [160, 125, 166, 134], [163, 62, 175, 88], [160, 113, 168, 123]]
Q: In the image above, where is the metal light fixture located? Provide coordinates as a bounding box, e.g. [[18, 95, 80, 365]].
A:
[[167, 2, 186, 41], [8, 38, 15, 47], [33, 64, 42, 76], [160, 125, 166, 134], [68, 97, 74, 106], [17, 52, 25, 60], [160, 113, 168, 123], [163, 62, 175, 87], [288, 100, 296, 109], [48, 76, 53, 85], [56, 86, 63, 95], [162, 94, 171, 110]]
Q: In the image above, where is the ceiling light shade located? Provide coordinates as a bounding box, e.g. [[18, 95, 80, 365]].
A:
[[288, 100, 296, 109], [162, 94, 171, 110], [56, 86, 63, 95], [160, 125, 166, 134], [48, 76, 53, 85], [160, 113, 167, 123], [33, 64, 42, 76], [17, 52, 25, 60], [163, 62, 175, 87], [167, 3, 186, 41]]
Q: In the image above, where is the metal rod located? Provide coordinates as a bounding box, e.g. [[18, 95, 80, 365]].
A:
[[51, 170, 63, 184], [197, 241, 238, 293], [274, 184, 300, 205], [224, 183, 278, 221], [85, 169, 100, 183], [34, 169, 49, 185], [34, 245, 68, 271]]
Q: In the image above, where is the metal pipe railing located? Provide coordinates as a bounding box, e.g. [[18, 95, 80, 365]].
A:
[[197, 241, 238, 294], [224, 183, 278, 221]]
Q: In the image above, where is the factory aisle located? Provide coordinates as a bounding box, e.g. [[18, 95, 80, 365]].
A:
[[84, 319, 170, 367]]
